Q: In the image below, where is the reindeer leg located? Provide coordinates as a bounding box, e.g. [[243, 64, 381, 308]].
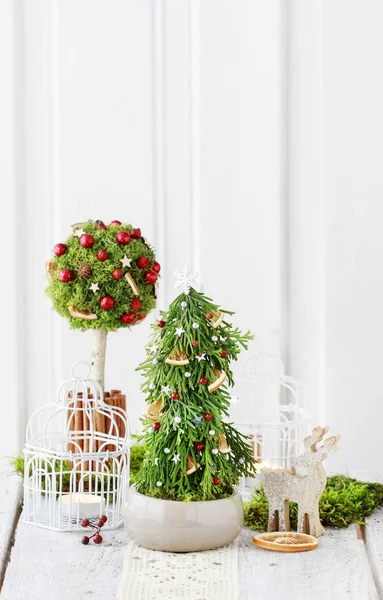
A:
[[267, 506, 276, 532], [278, 504, 286, 532], [311, 504, 325, 537], [297, 507, 305, 534], [284, 499, 291, 531]]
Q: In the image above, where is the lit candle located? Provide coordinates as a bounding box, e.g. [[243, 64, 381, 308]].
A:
[[60, 494, 105, 519]]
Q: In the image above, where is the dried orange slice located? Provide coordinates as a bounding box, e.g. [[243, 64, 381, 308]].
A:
[[165, 351, 190, 366], [46, 260, 57, 283], [253, 532, 318, 553], [125, 272, 140, 296], [208, 369, 227, 392], [68, 306, 98, 320], [218, 432, 231, 454], [143, 398, 163, 421], [186, 454, 200, 475], [206, 310, 224, 329]]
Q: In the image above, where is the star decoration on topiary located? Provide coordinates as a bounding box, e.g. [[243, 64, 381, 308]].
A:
[[174, 266, 198, 295]]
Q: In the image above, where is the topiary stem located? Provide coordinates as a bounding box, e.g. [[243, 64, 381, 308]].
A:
[[90, 328, 108, 390]]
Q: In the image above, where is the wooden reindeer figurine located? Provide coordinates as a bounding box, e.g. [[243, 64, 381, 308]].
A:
[[261, 426, 340, 537]]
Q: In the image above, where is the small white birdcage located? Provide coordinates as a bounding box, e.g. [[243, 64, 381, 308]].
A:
[[231, 354, 311, 496], [23, 362, 130, 531]]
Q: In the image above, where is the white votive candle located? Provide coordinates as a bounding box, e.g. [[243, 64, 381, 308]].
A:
[[60, 493, 105, 519]]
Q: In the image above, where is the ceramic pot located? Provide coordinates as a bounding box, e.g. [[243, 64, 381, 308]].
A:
[[124, 485, 243, 552]]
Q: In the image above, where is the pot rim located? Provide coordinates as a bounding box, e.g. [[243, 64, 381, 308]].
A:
[[128, 484, 241, 506]]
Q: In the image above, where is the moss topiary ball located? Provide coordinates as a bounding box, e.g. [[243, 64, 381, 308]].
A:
[[46, 219, 160, 331]]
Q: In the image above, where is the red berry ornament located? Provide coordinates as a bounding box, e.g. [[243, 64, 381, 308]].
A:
[[97, 249, 108, 261], [220, 350, 229, 359], [82, 536, 90, 545], [101, 515, 107, 523], [153, 261, 161, 273], [93, 534, 103, 544], [59, 269, 73, 283], [95, 220, 106, 230], [195, 442, 204, 452], [213, 477, 221, 485], [112, 269, 123, 280], [131, 297, 142, 311], [97, 519, 105, 528], [153, 422, 160, 431], [116, 231, 130, 245], [53, 243, 67, 256], [130, 228, 141, 239], [145, 270, 157, 284], [172, 392, 179, 400], [199, 377, 208, 385], [109, 220, 121, 226], [192, 340, 198, 347], [204, 413, 213, 421], [81, 519, 90, 528], [158, 320, 166, 328], [80, 233, 95, 248], [137, 256, 149, 269], [121, 312, 135, 324], [100, 296, 115, 310]]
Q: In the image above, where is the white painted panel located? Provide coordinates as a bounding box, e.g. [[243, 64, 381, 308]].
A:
[[200, 0, 284, 359]]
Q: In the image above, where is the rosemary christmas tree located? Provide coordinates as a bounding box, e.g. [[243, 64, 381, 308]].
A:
[[135, 267, 255, 502]]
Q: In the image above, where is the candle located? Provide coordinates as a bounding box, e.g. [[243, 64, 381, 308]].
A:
[[60, 493, 105, 519]]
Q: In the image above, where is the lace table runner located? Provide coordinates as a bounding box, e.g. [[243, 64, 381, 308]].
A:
[[118, 540, 239, 600]]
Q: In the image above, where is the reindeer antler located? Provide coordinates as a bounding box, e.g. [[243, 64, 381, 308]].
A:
[[303, 426, 329, 452], [323, 434, 340, 454]]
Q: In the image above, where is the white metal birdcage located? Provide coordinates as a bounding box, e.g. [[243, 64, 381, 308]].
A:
[[231, 354, 311, 496], [23, 361, 131, 531]]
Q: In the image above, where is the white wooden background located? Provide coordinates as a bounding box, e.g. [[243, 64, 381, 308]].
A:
[[1, 0, 382, 478]]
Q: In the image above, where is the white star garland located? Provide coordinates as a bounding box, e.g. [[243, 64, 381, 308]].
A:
[[120, 255, 132, 268], [161, 385, 172, 395], [73, 228, 85, 238], [90, 282, 100, 294], [175, 327, 185, 337], [171, 453, 180, 463], [230, 395, 240, 405], [196, 353, 206, 362], [174, 266, 199, 295]]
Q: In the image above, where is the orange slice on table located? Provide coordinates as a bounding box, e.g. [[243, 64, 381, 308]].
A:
[[208, 369, 227, 393], [143, 398, 163, 421], [206, 310, 224, 329], [68, 306, 98, 320], [125, 272, 140, 296], [165, 351, 190, 366], [253, 532, 318, 553]]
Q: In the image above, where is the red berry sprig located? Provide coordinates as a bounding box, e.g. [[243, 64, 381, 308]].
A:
[[199, 377, 208, 385], [172, 392, 179, 400], [220, 350, 229, 359], [213, 477, 221, 485], [81, 514, 108, 545], [195, 442, 204, 452], [158, 320, 166, 328]]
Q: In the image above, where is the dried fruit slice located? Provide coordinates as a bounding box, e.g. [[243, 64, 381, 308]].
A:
[[165, 351, 190, 366], [252, 532, 318, 553], [68, 306, 98, 320], [46, 260, 57, 283], [206, 310, 224, 329], [143, 398, 163, 421], [218, 433, 231, 454], [125, 272, 140, 296], [208, 369, 227, 393], [186, 454, 200, 475]]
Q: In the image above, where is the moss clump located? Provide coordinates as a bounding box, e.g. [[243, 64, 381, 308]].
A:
[[244, 475, 383, 531]]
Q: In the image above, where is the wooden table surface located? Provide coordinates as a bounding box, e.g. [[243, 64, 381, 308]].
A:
[[0, 464, 382, 600]]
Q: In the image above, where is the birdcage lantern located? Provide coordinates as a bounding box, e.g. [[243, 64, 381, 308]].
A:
[[23, 361, 130, 531], [231, 354, 311, 497]]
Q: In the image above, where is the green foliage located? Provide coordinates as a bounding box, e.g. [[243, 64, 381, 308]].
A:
[[244, 475, 383, 531], [46, 220, 158, 331], [135, 287, 255, 502]]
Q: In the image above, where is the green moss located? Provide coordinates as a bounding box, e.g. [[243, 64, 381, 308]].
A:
[[46, 220, 158, 331], [244, 475, 383, 531]]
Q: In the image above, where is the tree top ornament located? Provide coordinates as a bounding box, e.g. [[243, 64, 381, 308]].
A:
[[46, 219, 160, 388]]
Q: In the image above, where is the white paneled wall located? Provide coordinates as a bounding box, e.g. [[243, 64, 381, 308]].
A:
[[1, 1, 382, 475]]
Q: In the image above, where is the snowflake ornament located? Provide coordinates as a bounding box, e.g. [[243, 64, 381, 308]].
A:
[[174, 266, 199, 295]]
